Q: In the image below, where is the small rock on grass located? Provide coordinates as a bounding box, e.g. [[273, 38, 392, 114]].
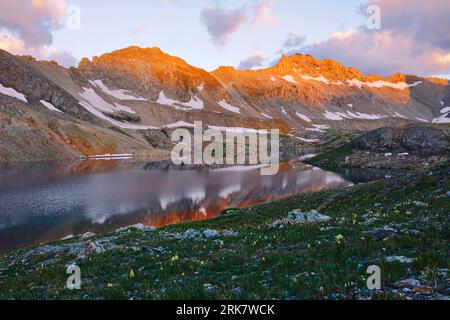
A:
[[371, 226, 399, 241], [385, 256, 416, 264], [414, 201, 429, 208], [270, 210, 331, 229], [394, 279, 421, 289]]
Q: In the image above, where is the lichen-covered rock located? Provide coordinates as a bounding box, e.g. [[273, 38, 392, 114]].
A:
[[270, 210, 331, 229]]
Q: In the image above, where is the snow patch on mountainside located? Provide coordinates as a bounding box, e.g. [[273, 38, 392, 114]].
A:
[[164, 121, 194, 128], [393, 112, 408, 119], [40, 100, 62, 113], [440, 107, 450, 114], [182, 96, 204, 110], [208, 125, 268, 134], [324, 111, 345, 121], [347, 79, 423, 90], [346, 111, 383, 120], [90, 80, 147, 101], [157, 90, 180, 107], [433, 112, 450, 124], [282, 75, 298, 84], [296, 112, 312, 123], [218, 100, 241, 114], [80, 88, 136, 114], [307, 124, 330, 133], [78, 100, 159, 130], [301, 75, 329, 84], [0, 83, 27, 102]]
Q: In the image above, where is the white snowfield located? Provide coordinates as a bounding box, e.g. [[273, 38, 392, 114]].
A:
[[433, 112, 450, 124], [307, 124, 330, 133], [347, 78, 423, 90], [90, 80, 147, 101], [157, 90, 181, 107], [78, 100, 159, 130], [0, 83, 28, 102], [296, 112, 312, 123], [40, 100, 62, 113], [440, 107, 450, 114], [301, 74, 329, 84], [322, 109, 404, 121], [157, 90, 204, 110], [164, 121, 194, 128], [182, 95, 204, 110], [80, 87, 136, 114], [208, 125, 269, 134], [282, 75, 298, 84], [393, 111, 408, 119], [323, 110, 346, 121], [261, 112, 273, 119], [217, 100, 241, 114], [86, 153, 134, 160]]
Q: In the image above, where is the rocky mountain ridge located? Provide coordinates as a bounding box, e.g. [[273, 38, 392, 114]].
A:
[[0, 46, 449, 161]]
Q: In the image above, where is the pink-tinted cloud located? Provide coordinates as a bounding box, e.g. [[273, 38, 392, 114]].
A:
[[0, 0, 76, 67], [0, 0, 66, 47], [251, 0, 278, 28], [304, 0, 450, 76], [238, 51, 266, 70], [200, 5, 246, 47], [307, 30, 450, 76]]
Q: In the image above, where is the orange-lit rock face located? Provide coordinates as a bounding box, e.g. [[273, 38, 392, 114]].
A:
[[78, 46, 222, 101], [77, 47, 444, 113]]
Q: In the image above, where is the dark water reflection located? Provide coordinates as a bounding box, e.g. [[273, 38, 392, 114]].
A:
[[0, 160, 358, 253]]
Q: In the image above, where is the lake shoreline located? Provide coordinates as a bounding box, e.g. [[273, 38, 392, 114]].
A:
[[0, 160, 448, 300]]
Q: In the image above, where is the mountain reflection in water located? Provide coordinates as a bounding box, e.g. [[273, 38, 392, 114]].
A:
[[0, 160, 353, 253]]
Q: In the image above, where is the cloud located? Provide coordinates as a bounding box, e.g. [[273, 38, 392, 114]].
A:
[[282, 33, 306, 49], [200, 5, 246, 47], [307, 29, 450, 76], [0, 0, 66, 47], [303, 0, 450, 76], [0, 0, 77, 67], [132, 24, 146, 35], [251, 0, 278, 28], [238, 51, 266, 70], [359, 0, 450, 50]]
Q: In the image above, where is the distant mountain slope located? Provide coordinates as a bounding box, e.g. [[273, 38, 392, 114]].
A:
[[0, 46, 449, 161]]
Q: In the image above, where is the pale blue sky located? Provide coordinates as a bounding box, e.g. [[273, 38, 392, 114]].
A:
[[53, 0, 367, 70], [1, 0, 448, 77]]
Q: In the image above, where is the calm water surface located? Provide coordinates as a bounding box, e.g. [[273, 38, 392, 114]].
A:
[[0, 159, 367, 253]]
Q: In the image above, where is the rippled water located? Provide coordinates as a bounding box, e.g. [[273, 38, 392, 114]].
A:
[[0, 159, 356, 253]]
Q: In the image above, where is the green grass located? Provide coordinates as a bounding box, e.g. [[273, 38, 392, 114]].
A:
[[304, 144, 353, 168], [0, 163, 448, 300]]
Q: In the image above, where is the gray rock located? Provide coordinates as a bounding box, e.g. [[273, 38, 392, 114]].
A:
[[116, 224, 156, 233], [270, 210, 331, 229], [371, 226, 399, 241], [85, 241, 105, 256], [288, 209, 332, 223], [394, 279, 421, 289], [414, 201, 429, 208], [386, 256, 416, 264]]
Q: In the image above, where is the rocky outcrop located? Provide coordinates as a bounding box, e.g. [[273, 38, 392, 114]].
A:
[[0, 50, 93, 121], [353, 125, 450, 155]]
